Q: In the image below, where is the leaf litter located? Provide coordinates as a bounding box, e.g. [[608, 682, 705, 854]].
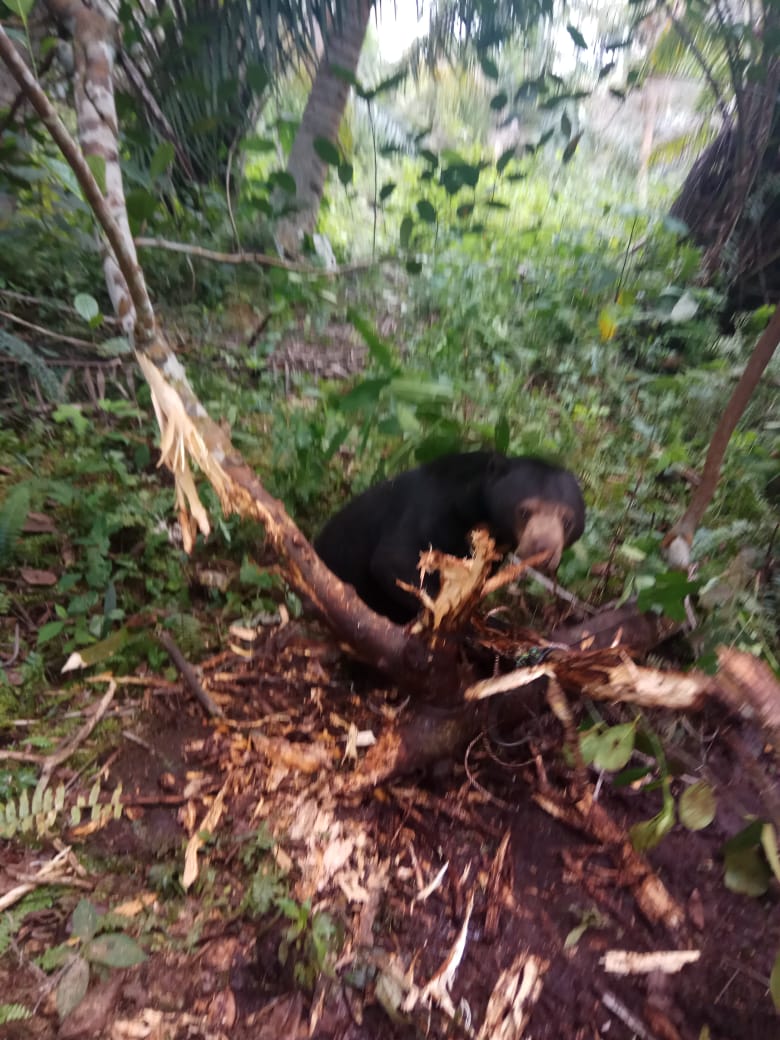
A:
[[1, 614, 778, 1040]]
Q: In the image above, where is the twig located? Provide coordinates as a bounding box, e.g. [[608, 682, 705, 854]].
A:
[[158, 631, 224, 718], [0, 623, 21, 666], [0, 308, 97, 348], [135, 236, 393, 276], [0, 847, 92, 913], [533, 786, 685, 932], [225, 139, 241, 252], [600, 988, 654, 1040], [525, 565, 596, 614], [0, 288, 119, 324], [38, 683, 116, 790]]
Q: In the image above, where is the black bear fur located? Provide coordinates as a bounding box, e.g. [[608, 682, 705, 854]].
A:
[[314, 451, 585, 623]]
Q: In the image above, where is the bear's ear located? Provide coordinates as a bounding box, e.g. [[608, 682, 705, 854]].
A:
[[486, 452, 511, 478]]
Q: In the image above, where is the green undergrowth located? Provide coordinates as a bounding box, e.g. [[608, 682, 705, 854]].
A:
[[1, 169, 778, 852], [1, 232, 778, 710]]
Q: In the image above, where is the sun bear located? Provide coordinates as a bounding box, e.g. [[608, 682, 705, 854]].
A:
[[314, 451, 585, 623]]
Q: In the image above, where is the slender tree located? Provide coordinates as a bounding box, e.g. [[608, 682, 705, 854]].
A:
[[276, 0, 373, 253]]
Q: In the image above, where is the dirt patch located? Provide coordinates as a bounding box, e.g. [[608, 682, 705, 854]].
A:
[[1, 622, 778, 1039]]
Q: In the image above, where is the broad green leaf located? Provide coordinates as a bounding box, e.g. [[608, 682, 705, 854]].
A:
[[337, 162, 353, 186], [536, 128, 555, 150], [612, 765, 652, 787], [406, 259, 422, 275], [630, 802, 675, 851], [723, 822, 763, 857], [490, 91, 508, 111], [679, 782, 716, 831], [73, 294, 99, 323], [637, 571, 700, 621], [242, 135, 276, 153], [347, 308, 397, 371], [480, 55, 499, 80], [52, 399, 88, 428], [5, 0, 37, 16], [335, 377, 389, 413], [379, 181, 396, 202], [37, 620, 67, 646], [399, 214, 413, 249], [85, 933, 146, 968], [388, 376, 454, 404], [396, 403, 421, 435], [592, 722, 636, 771], [567, 24, 587, 49], [724, 847, 771, 896], [416, 199, 437, 224], [562, 133, 583, 164], [60, 628, 129, 672], [313, 138, 341, 166], [515, 79, 541, 102], [149, 141, 175, 179], [56, 957, 90, 1019], [579, 726, 604, 766], [268, 170, 296, 195], [126, 187, 158, 223], [561, 111, 572, 138], [496, 147, 515, 174], [246, 62, 269, 94], [670, 291, 699, 322], [72, 900, 99, 941]]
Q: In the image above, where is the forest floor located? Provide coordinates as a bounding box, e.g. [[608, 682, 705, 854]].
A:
[[2, 609, 778, 1040], [2, 312, 779, 1039]]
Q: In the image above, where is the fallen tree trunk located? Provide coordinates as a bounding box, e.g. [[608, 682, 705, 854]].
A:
[[0, 18, 463, 696]]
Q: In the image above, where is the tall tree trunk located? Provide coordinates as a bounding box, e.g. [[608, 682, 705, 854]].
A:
[[275, 0, 372, 255], [44, 0, 142, 337]]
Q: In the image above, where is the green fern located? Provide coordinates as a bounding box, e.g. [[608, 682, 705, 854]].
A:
[[0, 781, 123, 839], [0, 1004, 33, 1024], [0, 483, 30, 567], [0, 913, 11, 958], [0, 329, 63, 402]]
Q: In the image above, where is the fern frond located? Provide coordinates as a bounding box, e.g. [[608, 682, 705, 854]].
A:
[[0, 329, 63, 402], [0, 1005, 33, 1024], [0, 483, 30, 567]]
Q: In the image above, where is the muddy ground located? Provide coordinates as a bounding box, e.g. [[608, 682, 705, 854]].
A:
[[2, 613, 779, 1040]]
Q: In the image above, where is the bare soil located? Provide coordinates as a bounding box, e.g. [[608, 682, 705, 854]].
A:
[[2, 617, 779, 1040]]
